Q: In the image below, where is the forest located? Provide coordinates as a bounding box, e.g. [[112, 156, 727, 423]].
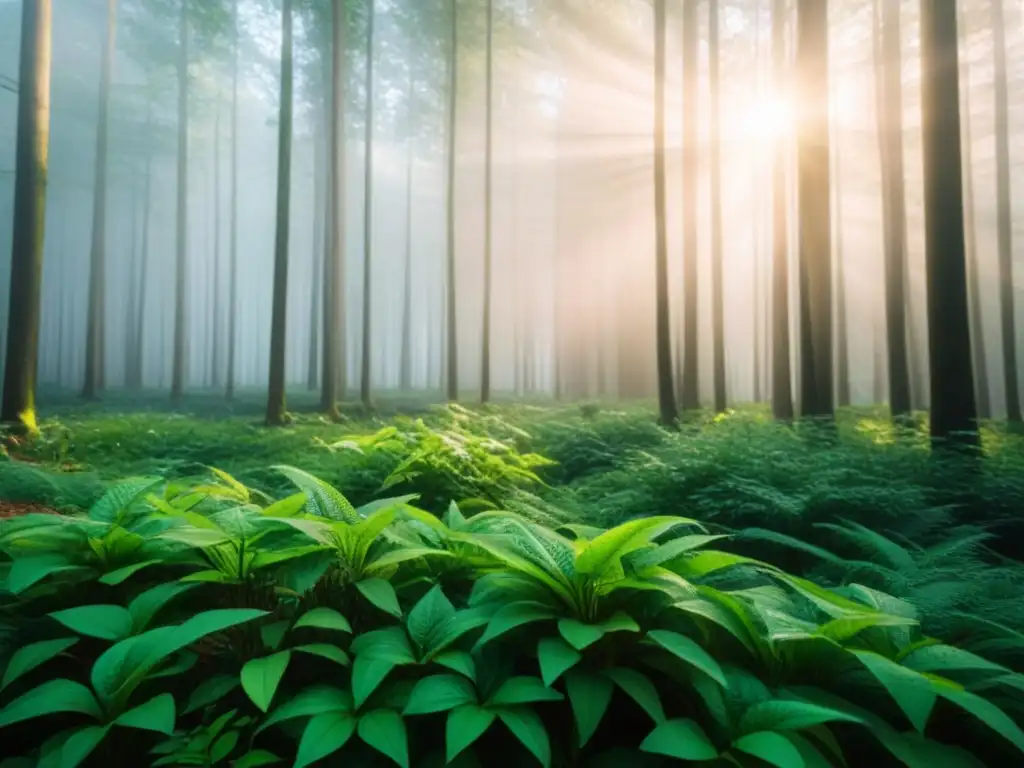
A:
[[1, 0, 1024, 766]]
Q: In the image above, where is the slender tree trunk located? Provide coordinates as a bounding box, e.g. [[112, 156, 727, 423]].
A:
[[400, 81, 415, 392], [680, 0, 700, 410], [709, 0, 726, 413], [82, 0, 116, 400], [480, 0, 494, 403], [445, 0, 459, 402], [919, 0, 978, 447], [653, 0, 678, 425], [321, 0, 345, 417], [226, 0, 240, 401], [265, 0, 294, 426], [1, 0, 51, 432], [359, 0, 376, 407], [171, 0, 189, 404], [124, 170, 140, 387], [212, 97, 223, 389], [834, 115, 850, 407], [770, 0, 793, 420], [990, 0, 1021, 422], [132, 107, 152, 390], [307, 94, 325, 392], [796, 0, 833, 419]]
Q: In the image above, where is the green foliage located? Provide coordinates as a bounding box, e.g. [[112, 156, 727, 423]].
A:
[[2, 468, 1022, 766]]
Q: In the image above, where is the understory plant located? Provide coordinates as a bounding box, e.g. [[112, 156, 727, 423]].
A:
[[1, 468, 1022, 767]]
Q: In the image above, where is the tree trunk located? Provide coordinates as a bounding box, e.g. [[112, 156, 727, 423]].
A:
[[480, 0, 494, 403], [834, 112, 850, 407], [919, 0, 979, 447], [82, 0, 116, 400], [445, 0, 459, 402], [171, 0, 189, 405], [990, 0, 1021, 422], [771, 0, 793, 420], [400, 80, 415, 392], [307, 92, 324, 391], [212, 96, 223, 389], [124, 169, 140, 388], [653, 0, 678, 426], [1, 0, 51, 432], [321, 0, 345, 417], [132, 106, 153, 390], [680, 0, 700, 410], [226, 0, 240, 402], [710, 0, 726, 413], [796, 0, 833, 419], [265, 0, 294, 426], [359, 0, 376, 407]]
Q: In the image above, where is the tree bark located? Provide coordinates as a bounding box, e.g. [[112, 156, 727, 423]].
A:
[[834, 111, 850, 408], [771, 0, 793, 420], [710, 0, 726, 413], [359, 0, 376, 407], [131, 104, 153, 390], [171, 0, 189, 405], [680, 0, 700, 410]]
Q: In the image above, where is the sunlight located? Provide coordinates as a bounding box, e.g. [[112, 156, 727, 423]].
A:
[[741, 94, 793, 139]]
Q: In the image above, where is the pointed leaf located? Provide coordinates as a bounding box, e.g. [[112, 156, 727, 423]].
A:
[[231, 750, 281, 768], [115, 693, 175, 734], [489, 677, 563, 707], [98, 560, 163, 586], [938, 686, 1024, 752], [256, 685, 352, 735], [640, 718, 719, 761], [294, 712, 356, 768], [852, 651, 935, 732], [537, 637, 581, 687], [558, 620, 604, 650], [294, 644, 350, 666], [293, 607, 352, 634], [0, 679, 102, 727], [241, 652, 292, 713], [603, 668, 665, 723], [356, 578, 402, 618], [565, 670, 613, 747], [739, 699, 865, 735], [404, 675, 477, 715], [183, 675, 240, 715], [49, 606, 133, 642], [647, 630, 727, 687], [127, 582, 198, 633], [497, 707, 551, 768], [275, 465, 360, 523], [447, 705, 495, 763], [476, 602, 557, 648], [1, 638, 78, 692], [58, 725, 110, 768], [407, 585, 456, 651], [434, 650, 476, 681], [733, 731, 804, 768], [353, 657, 399, 710], [358, 709, 409, 768]]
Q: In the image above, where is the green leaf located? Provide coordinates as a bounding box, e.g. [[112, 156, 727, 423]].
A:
[[261, 492, 308, 518], [356, 578, 402, 618], [938, 686, 1024, 752], [115, 693, 175, 734], [733, 731, 804, 768], [818, 613, 916, 643], [98, 560, 163, 585], [241, 652, 292, 712], [497, 707, 551, 768], [739, 699, 865, 735], [404, 675, 477, 714], [434, 650, 476, 681], [293, 607, 352, 634], [628, 535, 730, 571], [260, 621, 290, 651], [852, 651, 935, 733], [488, 677, 562, 707], [577, 517, 697, 579], [1, 637, 78, 692], [476, 602, 557, 648], [358, 709, 409, 768], [447, 705, 496, 763], [537, 637, 580, 686], [256, 685, 352, 735], [565, 670, 614, 747], [231, 750, 281, 768], [275, 465, 360, 523], [786, 733, 835, 768], [353, 657, 400, 710], [640, 718, 719, 761], [901, 644, 1008, 675], [89, 477, 163, 523], [210, 730, 240, 763], [183, 675, 240, 715], [57, 725, 110, 768], [127, 582, 198, 632], [49, 605, 133, 642], [603, 668, 665, 724], [0, 679, 102, 727], [294, 712, 356, 768], [294, 644, 350, 666], [8, 555, 85, 594], [407, 585, 456, 652], [558, 619, 604, 650], [646, 630, 727, 687]]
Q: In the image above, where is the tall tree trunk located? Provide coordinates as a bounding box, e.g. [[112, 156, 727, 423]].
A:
[[400, 82, 414, 392], [796, 0, 833, 419], [771, 0, 793, 420], [265, 0, 294, 426], [990, 0, 1021, 422], [480, 0, 494, 403], [321, 0, 345, 417], [653, 0, 678, 426], [445, 0, 459, 402], [2, 0, 51, 431], [680, 0, 700, 410], [226, 0, 240, 401], [919, 0, 978, 447], [132, 106, 153, 390], [307, 86, 325, 392], [124, 169, 140, 387], [82, 0, 116, 400], [171, 0, 189, 405], [710, 0, 726, 413], [212, 97, 223, 388], [834, 114, 850, 407], [359, 0, 376, 407]]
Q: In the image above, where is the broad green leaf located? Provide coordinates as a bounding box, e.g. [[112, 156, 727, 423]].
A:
[[351, 626, 417, 663], [209, 467, 251, 502], [356, 578, 402, 618], [424, 609, 492, 659], [232, 750, 281, 768], [370, 546, 456, 571], [358, 494, 421, 517], [577, 517, 698, 579], [447, 705, 496, 763], [275, 465, 360, 523], [407, 585, 456, 651], [260, 621, 290, 651], [938, 686, 1024, 752], [733, 731, 803, 768], [256, 685, 352, 735], [786, 733, 837, 768], [488, 677, 562, 707], [559, 619, 603, 650], [353, 657, 400, 710], [127, 582, 198, 632], [476, 602, 557, 648], [261, 492, 308, 518], [294, 644, 350, 666], [294, 712, 356, 768], [115, 693, 175, 734], [603, 668, 665, 724], [497, 707, 550, 768], [675, 595, 757, 653], [537, 637, 581, 686], [89, 477, 163, 523], [210, 731, 240, 763], [49, 605, 133, 642], [852, 651, 935, 732], [901, 645, 1008, 675], [158, 527, 234, 548], [565, 670, 614, 747], [294, 607, 352, 634], [640, 718, 718, 761], [241, 652, 292, 712], [0, 679, 102, 727], [671, 551, 766, 580], [57, 725, 110, 768], [358, 709, 409, 768], [8, 555, 89, 594], [646, 630, 727, 687], [404, 675, 477, 714], [98, 560, 162, 585], [434, 650, 476, 680], [739, 699, 865, 735], [1, 637, 78, 692], [628, 535, 731, 571], [818, 614, 916, 643], [183, 675, 240, 715]]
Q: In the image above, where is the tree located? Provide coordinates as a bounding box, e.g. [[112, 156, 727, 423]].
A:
[[1, 0, 52, 433], [83, 0, 117, 400], [990, 0, 1021, 423], [710, 0, 726, 413], [770, 0, 792, 421], [919, 0, 978, 447], [211, 96, 224, 388], [795, 0, 832, 419], [171, 0, 190, 405], [265, 0, 295, 426], [400, 77, 415, 392], [359, 0, 377, 407], [679, 0, 699, 411], [129, 101, 154, 390], [480, 0, 494, 403], [653, 0, 677, 426], [834, 120, 850, 408], [445, 0, 459, 402], [226, 0, 241, 401]]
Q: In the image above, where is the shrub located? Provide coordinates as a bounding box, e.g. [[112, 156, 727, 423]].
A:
[[1, 470, 1022, 766]]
